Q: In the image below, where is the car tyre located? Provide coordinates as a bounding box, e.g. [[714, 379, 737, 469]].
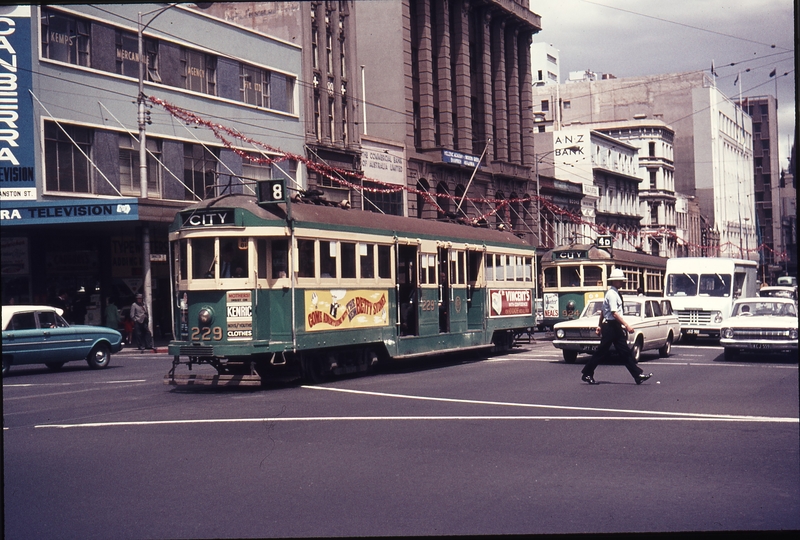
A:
[[562, 350, 578, 363], [46, 362, 66, 371], [724, 347, 739, 362], [87, 343, 111, 369], [631, 337, 642, 363], [658, 334, 673, 357]]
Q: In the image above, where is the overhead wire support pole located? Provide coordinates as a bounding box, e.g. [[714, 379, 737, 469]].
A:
[[456, 137, 491, 217]]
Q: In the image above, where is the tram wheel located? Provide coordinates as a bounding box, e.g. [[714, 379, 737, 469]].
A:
[[301, 355, 327, 384]]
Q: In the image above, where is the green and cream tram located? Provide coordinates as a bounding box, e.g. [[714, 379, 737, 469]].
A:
[[166, 189, 536, 385], [539, 242, 667, 329]]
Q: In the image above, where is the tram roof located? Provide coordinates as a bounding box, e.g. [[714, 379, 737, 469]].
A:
[[540, 244, 667, 267], [178, 195, 533, 250]]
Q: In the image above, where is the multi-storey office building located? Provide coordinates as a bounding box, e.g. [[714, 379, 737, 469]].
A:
[[355, 0, 542, 243], [0, 5, 302, 331], [197, 2, 368, 210], [199, 1, 544, 245], [532, 71, 757, 260], [593, 120, 677, 258], [737, 96, 796, 283]]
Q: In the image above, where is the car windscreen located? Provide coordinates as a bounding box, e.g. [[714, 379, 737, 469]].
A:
[[733, 302, 796, 317]]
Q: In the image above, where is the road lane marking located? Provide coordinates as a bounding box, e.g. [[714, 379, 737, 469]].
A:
[[303, 386, 799, 422], [32, 414, 798, 429], [4, 380, 147, 388]]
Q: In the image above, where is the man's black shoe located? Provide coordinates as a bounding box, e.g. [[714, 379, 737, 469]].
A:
[[635, 373, 653, 385], [581, 374, 598, 385]]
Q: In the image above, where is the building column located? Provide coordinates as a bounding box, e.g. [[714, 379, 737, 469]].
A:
[[480, 9, 494, 163], [507, 26, 521, 164], [491, 17, 508, 162], [519, 31, 534, 167], [452, 0, 472, 152], [418, 0, 436, 148], [435, 0, 453, 149]]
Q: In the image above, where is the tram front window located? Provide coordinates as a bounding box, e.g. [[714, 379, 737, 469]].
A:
[[192, 238, 215, 279], [220, 237, 249, 278], [544, 267, 558, 288], [584, 266, 602, 286], [561, 266, 580, 287]]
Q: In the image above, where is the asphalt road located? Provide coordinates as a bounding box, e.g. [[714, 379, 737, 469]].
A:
[[3, 338, 798, 538]]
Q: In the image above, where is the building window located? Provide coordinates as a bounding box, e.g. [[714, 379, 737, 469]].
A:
[[119, 134, 161, 197], [326, 29, 333, 75], [183, 144, 218, 200], [563, 100, 571, 109], [314, 91, 321, 140], [240, 65, 269, 107], [649, 141, 656, 157], [363, 181, 404, 216], [341, 96, 349, 145], [311, 26, 319, 70], [44, 122, 92, 193], [182, 48, 216, 95], [651, 204, 659, 225], [649, 169, 657, 190], [41, 8, 90, 67], [270, 72, 294, 114], [541, 100, 549, 112], [115, 30, 159, 81], [328, 96, 336, 141]]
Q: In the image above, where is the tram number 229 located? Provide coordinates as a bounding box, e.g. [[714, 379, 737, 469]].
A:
[[191, 326, 223, 341]]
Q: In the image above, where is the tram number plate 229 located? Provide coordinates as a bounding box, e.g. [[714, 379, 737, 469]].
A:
[[191, 327, 223, 341]]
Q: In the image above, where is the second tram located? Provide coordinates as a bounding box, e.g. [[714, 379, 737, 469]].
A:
[[539, 242, 667, 329], [166, 190, 537, 385]]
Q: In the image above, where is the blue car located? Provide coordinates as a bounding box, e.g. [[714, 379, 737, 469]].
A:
[[2, 305, 124, 376]]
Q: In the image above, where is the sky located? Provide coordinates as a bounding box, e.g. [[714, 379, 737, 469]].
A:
[[529, 0, 796, 169]]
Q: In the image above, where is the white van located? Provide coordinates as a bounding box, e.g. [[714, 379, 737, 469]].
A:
[[664, 257, 758, 339]]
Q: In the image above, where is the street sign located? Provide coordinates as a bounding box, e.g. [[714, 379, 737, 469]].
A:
[[596, 235, 613, 249], [257, 179, 287, 204]]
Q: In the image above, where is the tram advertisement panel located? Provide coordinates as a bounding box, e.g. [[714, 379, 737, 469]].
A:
[[226, 290, 253, 340], [489, 289, 533, 317], [305, 289, 389, 331]]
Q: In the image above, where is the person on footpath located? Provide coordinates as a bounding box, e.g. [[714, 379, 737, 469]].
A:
[[104, 297, 121, 331], [581, 268, 652, 385], [130, 293, 155, 352]]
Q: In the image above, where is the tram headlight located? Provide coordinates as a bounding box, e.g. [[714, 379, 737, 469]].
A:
[[566, 300, 576, 312], [555, 328, 565, 339], [198, 307, 214, 326], [713, 311, 723, 324]]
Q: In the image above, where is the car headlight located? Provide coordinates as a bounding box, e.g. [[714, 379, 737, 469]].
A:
[[721, 328, 733, 339], [555, 328, 565, 339], [198, 307, 214, 326], [713, 311, 723, 324], [790, 329, 798, 340]]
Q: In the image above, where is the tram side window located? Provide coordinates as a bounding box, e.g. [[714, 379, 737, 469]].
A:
[[485, 254, 495, 281], [515, 256, 524, 281], [544, 267, 558, 288], [584, 265, 602, 286], [378, 245, 392, 279], [359, 243, 375, 279], [341, 242, 356, 279], [419, 253, 436, 284], [297, 239, 315, 278], [320, 240, 337, 278], [450, 251, 465, 285], [497, 255, 506, 281], [271, 239, 288, 279], [561, 266, 580, 287], [220, 237, 249, 278], [192, 238, 215, 279], [524, 257, 533, 282]]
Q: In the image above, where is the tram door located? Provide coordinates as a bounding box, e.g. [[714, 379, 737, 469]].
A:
[[397, 245, 418, 336], [437, 248, 450, 333], [444, 248, 468, 334], [466, 250, 484, 330]]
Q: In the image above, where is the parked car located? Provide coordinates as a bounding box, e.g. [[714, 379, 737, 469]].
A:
[[552, 296, 681, 363], [720, 298, 798, 361], [2, 305, 123, 376], [758, 285, 798, 304]]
